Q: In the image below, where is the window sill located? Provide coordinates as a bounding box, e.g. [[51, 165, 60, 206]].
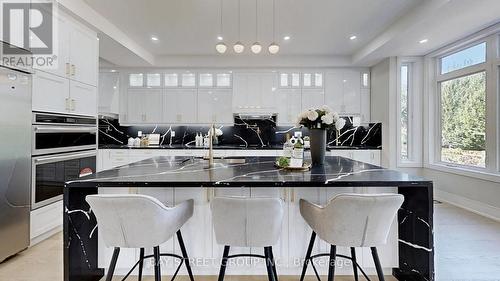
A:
[[425, 162, 500, 184]]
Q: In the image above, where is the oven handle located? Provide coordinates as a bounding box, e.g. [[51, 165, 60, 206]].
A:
[[33, 125, 97, 133], [34, 151, 97, 164]]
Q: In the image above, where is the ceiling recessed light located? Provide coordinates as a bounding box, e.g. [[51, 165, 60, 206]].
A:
[[349, 35, 357, 40], [283, 36, 291, 41], [217, 36, 223, 41], [419, 39, 428, 44], [110, 69, 116, 73], [151, 36, 159, 41]]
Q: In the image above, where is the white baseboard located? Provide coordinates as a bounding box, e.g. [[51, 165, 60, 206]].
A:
[[30, 225, 62, 246], [434, 189, 500, 222]]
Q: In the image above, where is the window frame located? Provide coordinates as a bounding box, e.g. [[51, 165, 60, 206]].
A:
[[397, 57, 423, 168], [398, 63, 411, 163], [425, 28, 500, 180]]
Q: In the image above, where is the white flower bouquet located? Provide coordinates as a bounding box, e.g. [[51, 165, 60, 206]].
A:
[[296, 105, 346, 130], [208, 127, 223, 137]]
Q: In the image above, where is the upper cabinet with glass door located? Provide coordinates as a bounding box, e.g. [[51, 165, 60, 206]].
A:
[[303, 72, 323, 88], [199, 72, 232, 88], [279, 72, 301, 88]]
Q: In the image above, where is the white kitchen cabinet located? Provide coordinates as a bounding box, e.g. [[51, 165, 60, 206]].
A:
[[32, 12, 71, 78], [164, 89, 198, 123], [233, 73, 277, 112], [32, 71, 70, 114], [197, 89, 233, 124], [325, 69, 366, 116], [288, 187, 323, 273], [126, 89, 163, 123], [301, 89, 325, 111], [174, 188, 214, 274], [324, 70, 344, 113], [276, 89, 302, 125], [329, 150, 381, 166], [343, 69, 361, 114], [32, 70, 97, 116], [98, 72, 120, 114], [31, 10, 98, 116], [69, 20, 98, 87], [360, 88, 371, 123], [70, 81, 97, 116], [32, 10, 97, 87]]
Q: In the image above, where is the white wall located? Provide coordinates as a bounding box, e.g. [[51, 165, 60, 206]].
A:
[[422, 168, 500, 221]]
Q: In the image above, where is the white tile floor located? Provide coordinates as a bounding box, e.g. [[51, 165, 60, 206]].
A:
[[0, 202, 499, 280]]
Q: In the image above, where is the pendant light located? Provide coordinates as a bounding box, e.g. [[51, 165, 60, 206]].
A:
[[251, 0, 262, 54], [268, 0, 279, 54], [233, 0, 245, 53], [215, 0, 227, 53]]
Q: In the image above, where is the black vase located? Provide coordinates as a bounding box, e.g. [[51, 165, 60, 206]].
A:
[[310, 129, 326, 166]]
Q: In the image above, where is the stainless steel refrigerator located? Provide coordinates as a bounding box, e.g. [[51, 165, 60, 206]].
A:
[[0, 64, 32, 262]]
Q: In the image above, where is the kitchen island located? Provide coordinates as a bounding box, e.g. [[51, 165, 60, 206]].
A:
[[64, 156, 433, 281]]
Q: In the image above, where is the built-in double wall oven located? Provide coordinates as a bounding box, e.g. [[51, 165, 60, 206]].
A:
[[31, 112, 97, 209]]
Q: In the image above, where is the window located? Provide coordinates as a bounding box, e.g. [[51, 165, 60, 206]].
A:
[[181, 73, 196, 87], [165, 73, 178, 87], [216, 73, 231, 87], [199, 73, 213, 87], [400, 65, 409, 160], [440, 42, 486, 74], [439, 71, 486, 168], [146, 73, 161, 87]]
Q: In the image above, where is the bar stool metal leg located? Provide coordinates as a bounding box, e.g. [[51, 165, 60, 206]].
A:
[[153, 246, 162, 281], [371, 247, 385, 281], [218, 246, 230, 281], [106, 247, 120, 281], [300, 231, 316, 281], [267, 246, 278, 281], [327, 245, 336, 281], [176, 231, 194, 281], [264, 247, 276, 281], [350, 247, 359, 281], [137, 248, 145, 281]]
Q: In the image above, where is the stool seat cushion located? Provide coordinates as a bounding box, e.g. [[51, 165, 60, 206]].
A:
[[211, 197, 284, 247], [300, 193, 403, 247], [86, 194, 194, 248]]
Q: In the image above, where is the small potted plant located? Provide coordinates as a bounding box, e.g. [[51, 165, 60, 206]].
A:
[[296, 105, 345, 165]]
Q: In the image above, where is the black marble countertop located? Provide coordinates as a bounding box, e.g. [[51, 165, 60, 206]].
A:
[[66, 156, 430, 188], [98, 144, 382, 150]]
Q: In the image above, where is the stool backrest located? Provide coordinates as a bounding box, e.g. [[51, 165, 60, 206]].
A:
[[86, 194, 193, 248], [211, 197, 284, 247], [301, 193, 403, 247]]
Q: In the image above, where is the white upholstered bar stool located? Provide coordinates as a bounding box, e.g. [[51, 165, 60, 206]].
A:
[[299, 193, 404, 281], [211, 197, 285, 281], [86, 194, 195, 281]]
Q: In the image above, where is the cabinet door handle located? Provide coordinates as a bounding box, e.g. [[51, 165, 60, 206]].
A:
[[71, 64, 76, 76], [281, 188, 288, 202], [65, 98, 70, 111], [290, 189, 295, 202], [65, 63, 70, 76]]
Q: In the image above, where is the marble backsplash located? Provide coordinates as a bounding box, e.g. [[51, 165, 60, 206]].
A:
[[98, 117, 382, 148]]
